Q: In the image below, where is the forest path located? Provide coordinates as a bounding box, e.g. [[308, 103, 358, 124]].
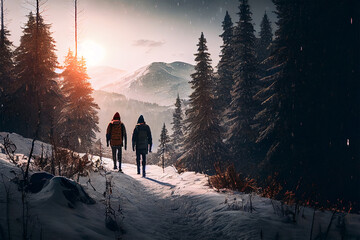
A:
[[111, 164, 198, 240], [83, 158, 213, 240]]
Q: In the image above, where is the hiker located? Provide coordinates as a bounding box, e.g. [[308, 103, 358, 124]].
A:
[[106, 112, 127, 172], [132, 115, 152, 177]]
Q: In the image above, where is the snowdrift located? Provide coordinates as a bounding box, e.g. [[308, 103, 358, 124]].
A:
[[30, 173, 95, 207]]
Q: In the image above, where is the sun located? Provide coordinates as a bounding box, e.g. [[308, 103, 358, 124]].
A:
[[78, 40, 105, 66]]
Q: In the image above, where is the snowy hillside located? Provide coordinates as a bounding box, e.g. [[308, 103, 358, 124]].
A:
[[97, 61, 194, 106], [0, 133, 359, 240]]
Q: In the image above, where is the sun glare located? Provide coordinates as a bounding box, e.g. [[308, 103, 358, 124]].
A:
[[78, 40, 105, 66]]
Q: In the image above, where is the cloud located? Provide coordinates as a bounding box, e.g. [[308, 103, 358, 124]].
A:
[[133, 39, 165, 48]]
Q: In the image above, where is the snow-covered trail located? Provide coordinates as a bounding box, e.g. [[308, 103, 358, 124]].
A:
[[82, 157, 328, 240], [83, 160, 212, 240]]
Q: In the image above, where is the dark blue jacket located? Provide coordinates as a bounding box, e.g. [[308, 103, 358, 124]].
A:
[[132, 123, 152, 154]]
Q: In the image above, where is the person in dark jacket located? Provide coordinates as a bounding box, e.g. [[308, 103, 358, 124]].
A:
[[106, 112, 127, 172], [132, 115, 152, 177]]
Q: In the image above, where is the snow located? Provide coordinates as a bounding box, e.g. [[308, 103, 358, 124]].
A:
[[99, 61, 194, 106], [0, 132, 52, 157], [0, 132, 359, 239]]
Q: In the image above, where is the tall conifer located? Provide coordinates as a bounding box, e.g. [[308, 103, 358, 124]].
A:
[[179, 33, 226, 173], [13, 10, 61, 139], [226, 0, 259, 172], [0, 0, 14, 130], [259, 0, 359, 210], [158, 123, 171, 170], [59, 50, 99, 152], [171, 94, 184, 153], [216, 11, 234, 114], [257, 12, 273, 64], [253, 11, 274, 165]]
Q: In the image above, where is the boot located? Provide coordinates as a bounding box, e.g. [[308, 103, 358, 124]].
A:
[[118, 161, 122, 172], [137, 165, 140, 174], [113, 161, 117, 170]]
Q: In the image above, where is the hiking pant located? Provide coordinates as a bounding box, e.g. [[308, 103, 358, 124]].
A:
[[136, 152, 146, 175], [112, 146, 122, 169]]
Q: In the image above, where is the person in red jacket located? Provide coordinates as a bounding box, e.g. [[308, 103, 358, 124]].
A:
[[106, 112, 127, 172]]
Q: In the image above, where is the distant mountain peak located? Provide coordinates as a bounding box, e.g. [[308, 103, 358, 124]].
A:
[[91, 61, 195, 106]]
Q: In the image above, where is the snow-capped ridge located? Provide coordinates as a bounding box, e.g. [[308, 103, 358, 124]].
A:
[[94, 61, 194, 106]]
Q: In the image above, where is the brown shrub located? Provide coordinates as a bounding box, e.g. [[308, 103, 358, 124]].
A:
[[32, 148, 93, 180], [54, 149, 93, 179], [209, 163, 257, 193], [261, 172, 283, 199], [174, 160, 186, 174]]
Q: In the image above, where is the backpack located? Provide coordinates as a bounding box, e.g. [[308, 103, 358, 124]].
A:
[[136, 125, 148, 150], [110, 121, 122, 146]]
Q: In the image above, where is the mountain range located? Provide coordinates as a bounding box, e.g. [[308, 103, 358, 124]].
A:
[[88, 61, 194, 106]]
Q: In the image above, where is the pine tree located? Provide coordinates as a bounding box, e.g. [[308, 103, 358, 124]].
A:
[[255, 0, 315, 197], [259, 0, 359, 210], [0, 0, 15, 130], [215, 11, 234, 114], [158, 123, 171, 171], [178, 33, 226, 174], [171, 94, 184, 153], [252, 11, 274, 165], [58, 50, 100, 152], [255, 0, 314, 197], [257, 11, 273, 64], [226, 0, 259, 173], [12, 10, 61, 139]]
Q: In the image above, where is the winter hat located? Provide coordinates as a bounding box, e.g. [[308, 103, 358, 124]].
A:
[[113, 112, 120, 120], [137, 115, 145, 124]]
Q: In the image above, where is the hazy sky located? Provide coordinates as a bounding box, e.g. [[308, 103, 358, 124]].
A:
[[4, 0, 276, 72]]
